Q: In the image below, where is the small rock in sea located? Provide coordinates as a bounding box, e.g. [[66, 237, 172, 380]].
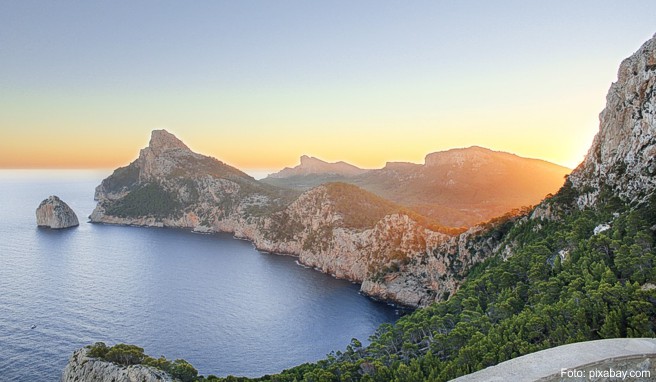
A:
[[36, 195, 79, 229]]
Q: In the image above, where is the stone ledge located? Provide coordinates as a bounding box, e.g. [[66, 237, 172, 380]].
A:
[[451, 338, 656, 382]]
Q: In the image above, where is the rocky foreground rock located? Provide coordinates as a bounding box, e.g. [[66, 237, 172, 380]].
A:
[[61, 347, 174, 382], [36, 195, 79, 229]]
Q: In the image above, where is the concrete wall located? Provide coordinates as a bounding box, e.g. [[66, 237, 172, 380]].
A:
[[452, 338, 656, 382]]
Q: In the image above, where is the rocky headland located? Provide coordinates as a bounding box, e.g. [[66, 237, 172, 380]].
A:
[[61, 347, 175, 382], [36, 195, 79, 229], [90, 130, 516, 307]]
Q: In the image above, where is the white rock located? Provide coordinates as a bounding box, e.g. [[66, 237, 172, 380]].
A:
[[594, 223, 611, 235]]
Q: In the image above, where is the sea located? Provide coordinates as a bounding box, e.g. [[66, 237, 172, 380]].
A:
[[0, 170, 400, 381]]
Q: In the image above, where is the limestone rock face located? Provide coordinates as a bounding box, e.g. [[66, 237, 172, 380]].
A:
[[61, 347, 174, 382], [569, 34, 656, 207], [36, 196, 79, 229]]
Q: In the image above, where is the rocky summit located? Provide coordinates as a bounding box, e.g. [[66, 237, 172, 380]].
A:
[[35, 195, 79, 229]]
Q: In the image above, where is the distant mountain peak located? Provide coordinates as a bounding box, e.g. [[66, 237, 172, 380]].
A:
[[299, 155, 326, 166], [420, 146, 565, 170], [148, 129, 190, 154], [268, 155, 367, 178], [424, 146, 499, 167]]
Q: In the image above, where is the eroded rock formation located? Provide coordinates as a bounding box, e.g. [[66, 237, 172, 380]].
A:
[[36, 195, 79, 229]]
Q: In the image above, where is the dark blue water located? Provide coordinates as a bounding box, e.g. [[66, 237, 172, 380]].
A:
[[0, 170, 399, 381]]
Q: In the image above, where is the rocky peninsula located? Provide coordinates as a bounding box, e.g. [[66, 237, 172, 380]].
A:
[[89, 130, 516, 308]]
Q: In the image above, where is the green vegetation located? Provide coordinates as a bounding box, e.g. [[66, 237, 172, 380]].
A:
[[325, 182, 398, 230], [265, 210, 306, 241], [324, 182, 457, 233], [203, 190, 656, 381], [87, 342, 198, 382], [102, 164, 140, 193], [105, 183, 181, 219]]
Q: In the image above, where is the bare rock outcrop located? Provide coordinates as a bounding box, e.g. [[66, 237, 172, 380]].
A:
[[36, 195, 79, 229], [569, 33, 656, 207], [60, 347, 175, 382]]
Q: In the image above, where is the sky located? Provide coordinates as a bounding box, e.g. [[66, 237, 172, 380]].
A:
[[1, 1, 656, 175]]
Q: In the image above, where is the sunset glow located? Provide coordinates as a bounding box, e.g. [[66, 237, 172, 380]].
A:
[[2, 1, 655, 172]]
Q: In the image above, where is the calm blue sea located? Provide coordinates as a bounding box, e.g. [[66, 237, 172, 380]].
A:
[[0, 170, 399, 381]]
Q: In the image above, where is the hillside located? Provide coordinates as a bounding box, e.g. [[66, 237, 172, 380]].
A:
[[263, 146, 570, 227]]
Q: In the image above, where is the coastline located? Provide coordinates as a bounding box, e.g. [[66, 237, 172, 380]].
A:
[[88, 219, 418, 311]]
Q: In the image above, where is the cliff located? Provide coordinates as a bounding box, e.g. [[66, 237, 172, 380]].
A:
[[61, 347, 175, 382], [91, 131, 513, 307], [568, 34, 656, 207], [36, 195, 79, 229]]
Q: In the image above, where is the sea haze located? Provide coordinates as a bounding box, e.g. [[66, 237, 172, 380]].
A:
[[0, 170, 399, 381]]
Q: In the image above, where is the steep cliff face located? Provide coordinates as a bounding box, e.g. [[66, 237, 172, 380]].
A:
[[569, 34, 656, 207], [36, 195, 79, 229], [61, 348, 175, 382], [91, 131, 512, 307]]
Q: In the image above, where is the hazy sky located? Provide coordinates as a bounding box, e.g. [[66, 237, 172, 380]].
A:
[[2, 1, 656, 172]]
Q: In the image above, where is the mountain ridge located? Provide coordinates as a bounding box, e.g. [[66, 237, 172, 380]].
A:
[[264, 145, 570, 227]]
